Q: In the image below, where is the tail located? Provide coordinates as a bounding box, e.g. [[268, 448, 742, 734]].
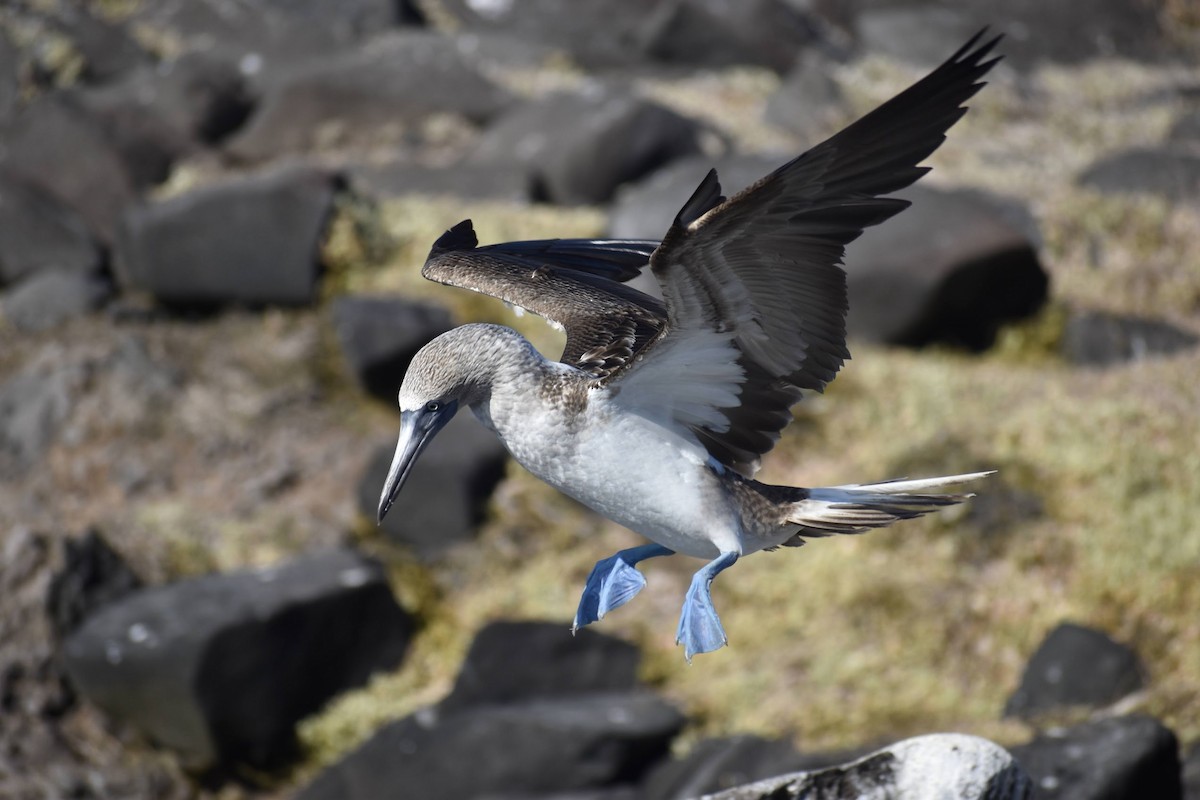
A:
[[785, 471, 995, 538]]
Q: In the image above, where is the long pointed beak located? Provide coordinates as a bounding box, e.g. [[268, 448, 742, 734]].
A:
[[377, 400, 459, 524]]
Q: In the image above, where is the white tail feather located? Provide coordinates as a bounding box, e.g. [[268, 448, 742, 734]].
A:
[[829, 470, 996, 494], [786, 470, 995, 536]]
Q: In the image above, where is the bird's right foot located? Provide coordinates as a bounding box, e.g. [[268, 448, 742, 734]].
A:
[[572, 544, 673, 632]]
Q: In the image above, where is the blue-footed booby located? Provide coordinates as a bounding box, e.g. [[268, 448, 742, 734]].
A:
[[378, 31, 1001, 660]]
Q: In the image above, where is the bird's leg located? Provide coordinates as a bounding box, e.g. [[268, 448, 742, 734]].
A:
[[676, 551, 739, 662], [572, 543, 674, 633]]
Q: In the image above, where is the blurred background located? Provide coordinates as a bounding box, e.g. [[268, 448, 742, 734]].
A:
[[1, 0, 1199, 798]]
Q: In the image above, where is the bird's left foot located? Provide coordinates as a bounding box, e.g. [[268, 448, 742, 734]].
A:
[[572, 544, 673, 632], [675, 551, 739, 662]]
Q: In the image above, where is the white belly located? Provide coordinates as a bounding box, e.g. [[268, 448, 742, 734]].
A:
[[482, 395, 742, 559]]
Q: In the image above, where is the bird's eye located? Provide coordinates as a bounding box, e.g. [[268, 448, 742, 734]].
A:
[[425, 401, 441, 413]]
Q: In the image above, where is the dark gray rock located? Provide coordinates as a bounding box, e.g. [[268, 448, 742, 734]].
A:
[[296, 692, 685, 800], [0, 171, 102, 285], [76, 90, 195, 190], [115, 165, 337, 307], [638, 0, 823, 73], [1183, 742, 1200, 800], [1061, 311, 1199, 367], [704, 733, 1031, 799], [448, 30, 566, 72], [80, 51, 254, 155], [45, 530, 143, 639], [225, 31, 512, 161], [850, 1, 1171, 70], [485, 790, 639, 800], [51, 5, 150, 85], [61, 548, 413, 770], [1005, 623, 1145, 719], [0, 352, 88, 477], [1078, 148, 1200, 202], [439, 621, 641, 714], [470, 85, 711, 205], [0, 94, 138, 244], [0, 30, 17, 124], [642, 734, 817, 799], [330, 294, 454, 400], [764, 49, 847, 135], [128, 0, 350, 87], [844, 185, 1048, 350], [1010, 715, 1181, 800], [348, 160, 532, 202], [435, 0, 668, 70], [359, 413, 508, 558], [607, 153, 785, 241], [252, 0, 423, 36], [1, 270, 111, 333], [1168, 111, 1200, 146]]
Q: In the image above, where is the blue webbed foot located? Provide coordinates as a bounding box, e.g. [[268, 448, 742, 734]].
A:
[[572, 544, 673, 633], [675, 551, 739, 662]]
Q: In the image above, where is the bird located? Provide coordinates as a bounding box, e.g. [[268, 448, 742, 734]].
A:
[[377, 31, 1002, 661]]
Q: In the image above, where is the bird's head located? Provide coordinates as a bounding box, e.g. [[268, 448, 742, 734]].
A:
[[376, 330, 481, 524]]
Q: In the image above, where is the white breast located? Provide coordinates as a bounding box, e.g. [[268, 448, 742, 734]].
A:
[[481, 383, 743, 559]]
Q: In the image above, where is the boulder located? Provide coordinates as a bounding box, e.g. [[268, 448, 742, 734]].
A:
[[250, 0, 423, 37], [1167, 111, 1200, 146], [1009, 715, 1182, 800], [439, 0, 822, 72], [330, 295, 454, 400], [0, 171, 102, 285], [435, 0, 670, 69], [358, 413, 508, 557], [850, 1, 1172, 70], [764, 49, 848, 135], [1, 270, 111, 333], [1061, 311, 1199, 367], [0, 351, 89, 477], [607, 153, 785, 241], [703, 733, 1031, 799], [115, 164, 337, 307], [0, 94, 138, 244], [0, 30, 17, 124], [439, 620, 641, 713], [1005, 623, 1146, 719], [638, 0, 824, 73], [1182, 742, 1200, 800], [843, 185, 1048, 350], [225, 31, 512, 161], [79, 51, 254, 158], [127, 0, 350, 87], [1077, 148, 1200, 202], [296, 692, 685, 800], [642, 734, 824, 799], [61, 548, 413, 770], [45, 530, 143, 639], [51, 5, 150, 85], [348, 160, 532, 203], [470, 85, 711, 205]]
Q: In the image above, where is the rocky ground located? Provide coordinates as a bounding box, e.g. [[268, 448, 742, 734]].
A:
[[2, 1, 1200, 798]]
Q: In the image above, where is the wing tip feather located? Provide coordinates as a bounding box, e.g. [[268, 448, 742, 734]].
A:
[[430, 219, 478, 257], [675, 168, 726, 230]]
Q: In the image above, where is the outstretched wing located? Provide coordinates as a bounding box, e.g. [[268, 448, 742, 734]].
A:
[[421, 221, 667, 378], [609, 30, 1003, 475]]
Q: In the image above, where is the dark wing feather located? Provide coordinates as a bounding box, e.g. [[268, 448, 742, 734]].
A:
[[616, 30, 1002, 475], [422, 220, 666, 378]]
